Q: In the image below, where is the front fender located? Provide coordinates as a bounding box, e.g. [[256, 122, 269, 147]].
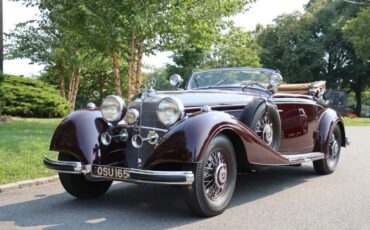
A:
[[50, 109, 107, 164], [145, 111, 291, 169]]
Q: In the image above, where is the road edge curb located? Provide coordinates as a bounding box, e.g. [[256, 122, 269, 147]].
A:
[[0, 175, 59, 193]]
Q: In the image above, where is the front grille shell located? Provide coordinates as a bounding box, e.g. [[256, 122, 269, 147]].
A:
[[125, 98, 167, 168]]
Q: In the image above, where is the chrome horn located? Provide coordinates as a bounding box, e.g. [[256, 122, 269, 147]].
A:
[[131, 130, 159, 148]]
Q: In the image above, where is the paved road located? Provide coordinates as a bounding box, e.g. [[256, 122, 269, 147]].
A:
[[1, 127, 369, 230]]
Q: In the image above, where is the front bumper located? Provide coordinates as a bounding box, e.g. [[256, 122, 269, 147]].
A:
[[43, 157, 194, 185]]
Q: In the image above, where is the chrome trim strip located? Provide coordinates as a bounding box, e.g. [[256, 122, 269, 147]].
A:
[[43, 157, 91, 174], [140, 126, 168, 133], [282, 152, 324, 162], [91, 168, 194, 185], [185, 104, 246, 111], [43, 157, 194, 185]]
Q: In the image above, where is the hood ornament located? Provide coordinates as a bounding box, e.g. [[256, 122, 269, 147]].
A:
[[148, 78, 157, 92]]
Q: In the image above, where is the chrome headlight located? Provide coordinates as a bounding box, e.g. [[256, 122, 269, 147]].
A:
[[101, 95, 126, 123], [157, 97, 184, 126], [269, 74, 283, 88], [124, 108, 139, 124]]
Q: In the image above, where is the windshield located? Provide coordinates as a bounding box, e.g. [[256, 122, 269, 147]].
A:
[[188, 68, 280, 89]]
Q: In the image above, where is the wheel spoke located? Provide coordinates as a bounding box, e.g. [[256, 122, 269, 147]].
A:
[[203, 150, 228, 201]]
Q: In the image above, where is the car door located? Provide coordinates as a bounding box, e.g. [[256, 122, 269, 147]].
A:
[[273, 95, 324, 154]]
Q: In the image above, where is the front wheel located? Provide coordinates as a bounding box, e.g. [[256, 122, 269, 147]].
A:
[[58, 152, 112, 199], [186, 134, 237, 217], [313, 125, 342, 174]]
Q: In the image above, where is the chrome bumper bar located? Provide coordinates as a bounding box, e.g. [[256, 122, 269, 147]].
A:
[[43, 157, 194, 185]]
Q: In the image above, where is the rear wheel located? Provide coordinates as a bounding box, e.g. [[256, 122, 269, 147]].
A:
[[240, 99, 281, 150], [186, 134, 237, 217], [58, 152, 112, 199], [313, 125, 342, 174]]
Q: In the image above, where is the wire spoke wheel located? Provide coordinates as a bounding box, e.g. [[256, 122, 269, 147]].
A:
[[255, 112, 274, 146], [313, 124, 342, 175], [186, 134, 237, 217], [203, 151, 228, 201], [327, 133, 340, 169], [239, 99, 281, 150]]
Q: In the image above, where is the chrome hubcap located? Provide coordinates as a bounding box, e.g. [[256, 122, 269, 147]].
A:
[[329, 134, 339, 159], [256, 113, 274, 145], [262, 124, 273, 145], [327, 133, 340, 168], [204, 151, 227, 200], [215, 164, 227, 187]]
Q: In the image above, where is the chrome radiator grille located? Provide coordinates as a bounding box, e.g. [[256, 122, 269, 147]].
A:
[[125, 99, 166, 168], [140, 101, 167, 129]]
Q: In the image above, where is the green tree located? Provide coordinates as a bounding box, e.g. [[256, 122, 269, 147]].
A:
[[0, 72, 4, 115], [257, 12, 322, 83], [257, 0, 370, 115], [166, 25, 261, 83], [5, 19, 90, 110], [35, 0, 255, 99], [343, 7, 370, 61], [166, 48, 208, 83], [204, 26, 260, 68]]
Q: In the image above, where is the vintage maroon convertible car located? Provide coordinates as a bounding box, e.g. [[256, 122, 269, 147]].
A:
[[44, 67, 349, 216]]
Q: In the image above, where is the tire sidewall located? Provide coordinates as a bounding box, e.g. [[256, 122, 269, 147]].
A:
[[325, 125, 342, 171], [196, 135, 237, 215]]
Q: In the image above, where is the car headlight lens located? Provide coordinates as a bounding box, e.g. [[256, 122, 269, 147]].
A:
[[101, 95, 126, 123], [124, 108, 139, 124], [157, 97, 184, 126]]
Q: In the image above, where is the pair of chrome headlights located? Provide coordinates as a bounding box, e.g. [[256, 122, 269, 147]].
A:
[[101, 95, 183, 126]]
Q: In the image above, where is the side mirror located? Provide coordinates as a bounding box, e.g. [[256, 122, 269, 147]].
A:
[[169, 74, 184, 87], [268, 74, 283, 93]]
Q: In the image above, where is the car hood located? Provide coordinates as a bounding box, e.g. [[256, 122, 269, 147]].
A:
[[155, 90, 258, 107]]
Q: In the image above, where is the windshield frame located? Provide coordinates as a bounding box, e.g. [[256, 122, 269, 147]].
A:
[[186, 67, 282, 90]]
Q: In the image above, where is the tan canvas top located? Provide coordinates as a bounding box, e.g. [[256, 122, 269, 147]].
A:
[[277, 81, 326, 95]]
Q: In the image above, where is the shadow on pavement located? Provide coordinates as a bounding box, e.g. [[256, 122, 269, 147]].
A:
[[0, 165, 318, 230]]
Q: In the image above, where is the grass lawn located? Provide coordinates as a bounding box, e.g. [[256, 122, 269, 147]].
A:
[[0, 118, 61, 185], [343, 117, 370, 126]]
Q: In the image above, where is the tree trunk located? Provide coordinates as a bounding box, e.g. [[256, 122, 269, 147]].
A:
[[68, 70, 76, 101], [112, 51, 122, 96], [67, 68, 81, 110], [58, 64, 66, 98], [135, 37, 145, 95], [69, 67, 81, 110], [59, 73, 66, 98], [99, 71, 104, 102], [354, 88, 362, 117], [128, 32, 137, 100]]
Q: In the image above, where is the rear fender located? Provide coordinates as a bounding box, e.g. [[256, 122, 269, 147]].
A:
[[317, 108, 346, 153]]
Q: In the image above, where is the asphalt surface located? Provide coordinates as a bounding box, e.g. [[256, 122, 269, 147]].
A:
[[0, 126, 369, 230]]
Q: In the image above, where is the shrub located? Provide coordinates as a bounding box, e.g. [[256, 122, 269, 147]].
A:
[[2, 75, 71, 118], [0, 72, 4, 115]]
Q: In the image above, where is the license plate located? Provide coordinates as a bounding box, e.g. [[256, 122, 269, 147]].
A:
[[92, 165, 130, 180]]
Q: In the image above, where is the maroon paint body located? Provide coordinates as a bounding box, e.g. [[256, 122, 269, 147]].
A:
[[50, 109, 124, 165], [50, 90, 346, 170]]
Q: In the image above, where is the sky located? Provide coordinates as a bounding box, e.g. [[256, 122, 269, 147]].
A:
[[2, 0, 309, 76]]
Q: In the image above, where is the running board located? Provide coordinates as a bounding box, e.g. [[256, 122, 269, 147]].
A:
[[281, 152, 325, 163]]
